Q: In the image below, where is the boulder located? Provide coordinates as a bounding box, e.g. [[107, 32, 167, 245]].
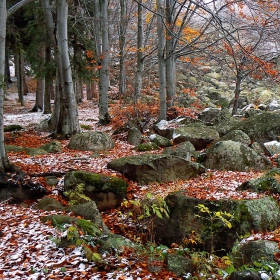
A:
[[266, 99, 280, 111], [135, 142, 160, 152], [127, 127, 142, 146], [263, 140, 280, 156], [107, 154, 206, 183], [203, 140, 272, 171], [231, 240, 279, 268], [5, 144, 48, 156], [149, 134, 173, 147], [218, 129, 251, 146], [172, 123, 219, 150], [162, 141, 195, 160], [64, 171, 128, 211], [228, 271, 261, 280], [198, 107, 221, 123], [237, 168, 280, 193], [40, 141, 62, 153], [154, 193, 280, 253], [212, 108, 241, 136], [165, 254, 194, 277], [229, 111, 280, 144], [4, 124, 24, 132], [38, 198, 110, 234], [68, 132, 114, 152]]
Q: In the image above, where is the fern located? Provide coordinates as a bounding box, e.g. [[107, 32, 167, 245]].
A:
[[64, 183, 91, 206]]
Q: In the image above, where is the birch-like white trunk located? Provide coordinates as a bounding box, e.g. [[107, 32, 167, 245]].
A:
[[157, 0, 167, 120]]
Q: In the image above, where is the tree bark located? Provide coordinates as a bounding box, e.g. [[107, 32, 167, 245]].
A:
[[0, 0, 10, 170], [157, 0, 166, 120], [41, 0, 80, 137], [165, 0, 175, 108], [119, 0, 126, 96], [134, 0, 144, 103], [98, 0, 110, 125]]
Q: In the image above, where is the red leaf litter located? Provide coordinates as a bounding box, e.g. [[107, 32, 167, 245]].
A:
[[1, 92, 280, 279]]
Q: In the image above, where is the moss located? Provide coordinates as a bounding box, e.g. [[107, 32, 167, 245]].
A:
[[80, 124, 92, 130], [66, 171, 128, 196], [136, 142, 160, 152], [76, 218, 102, 236], [4, 124, 24, 132]]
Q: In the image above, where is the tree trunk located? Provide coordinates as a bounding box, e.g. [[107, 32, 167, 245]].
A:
[[119, 0, 126, 96], [41, 0, 80, 137], [134, 0, 144, 103], [0, 0, 10, 170], [165, 0, 176, 108], [31, 43, 45, 112], [232, 70, 242, 116], [157, 0, 166, 120], [43, 46, 53, 114], [98, 0, 110, 125]]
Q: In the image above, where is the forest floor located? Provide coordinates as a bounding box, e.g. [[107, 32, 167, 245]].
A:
[[0, 91, 280, 279]]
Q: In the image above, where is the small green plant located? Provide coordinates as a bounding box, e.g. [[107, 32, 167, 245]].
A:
[[121, 192, 169, 242], [195, 204, 233, 253], [64, 223, 102, 263], [64, 183, 91, 206]]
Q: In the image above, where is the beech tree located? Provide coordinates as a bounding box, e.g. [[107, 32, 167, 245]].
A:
[[41, 0, 80, 137], [0, 0, 34, 170]]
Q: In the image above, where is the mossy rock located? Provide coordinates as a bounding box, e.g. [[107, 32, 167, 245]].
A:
[[135, 142, 160, 152], [64, 171, 128, 211], [5, 144, 48, 156], [172, 123, 219, 150], [230, 111, 280, 143], [218, 129, 251, 146], [162, 141, 195, 160], [107, 154, 206, 183], [68, 132, 114, 152], [165, 254, 194, 277], [36, 197, 65, 211], [231, 240, 279, 268], [149, 134, 173, 148], [97, 234, 134, 254], [4, 124, 24, 132], [203, 140, 272, 171], [40, 141, 62, 153], [154, 193, 280, 253], [237, 168, 280, 193]]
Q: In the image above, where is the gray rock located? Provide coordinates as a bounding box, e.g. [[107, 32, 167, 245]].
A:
[[231, 240, 279, 268], [203, 140, 272, 171], [37, 199, 109, 234], [154, 193, 280, 253], [237, 168, 280, 193], [68, 132, 114, 152], [36, 197, 64, 211], [172, 123, 219, 150], [127, 127, 142, 146], [149, 134, 173, 147], [107, 154, 206, 183], [40, 141, 62, 153], [228, 271, 261, 280], [266, 99, 280, 111], [229, 111, 280, 144], [135, 142, 160, 152], [263, 140, 280, 156], [5, 145, 48, 156], [198, 107, 221, 123], [219, 129, 251, 146], [162, 141, 195, 160], [165, 254, 194, 277]]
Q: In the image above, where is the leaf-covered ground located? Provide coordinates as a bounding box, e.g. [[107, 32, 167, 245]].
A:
[[1, 92, 280, 279]]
